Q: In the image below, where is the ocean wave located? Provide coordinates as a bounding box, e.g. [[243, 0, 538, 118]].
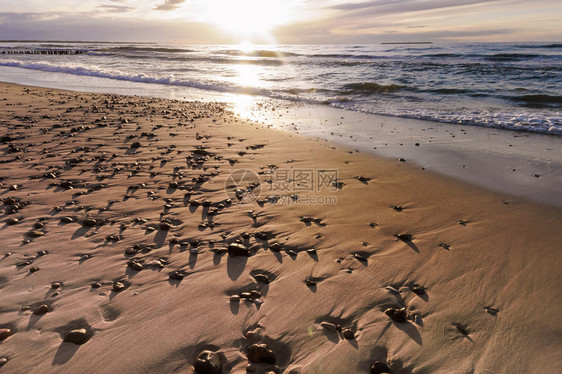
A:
[[103, 46, 196, 53], [342, 82, 405, 94], [507, 94, 562, 108], [0, 59, 232, 92], [485, 53, 542, 61], [516, 43, 562, 49], [307, 53, 380, 59], [216, 49, 298, 58]]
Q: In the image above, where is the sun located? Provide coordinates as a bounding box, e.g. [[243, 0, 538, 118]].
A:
[[196, 0, 298, 41]]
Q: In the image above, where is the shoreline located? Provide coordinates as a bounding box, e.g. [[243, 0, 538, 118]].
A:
[[1, 68, 561, 207], [0, 82, 561, 373]]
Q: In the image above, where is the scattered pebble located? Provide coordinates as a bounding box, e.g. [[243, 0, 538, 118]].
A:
[[0, 328, 12, 341], [33, 304, 50, 315], [320, 322, 338, 332], [63, 328, 89, 345], [385, 307, 407, 323], [91, 282, 102, 289], [395, 233, 412, 242], [169, 271, 185, 281], [247, 343, 276, 364], [412, 286, 426, 296], [253, 274, 270, 284], [342, 329, 355, 340], [27, 230, 44, 238], [227, 243, 250, 257], [194, 350, 222, 374], [370, 361, 391, 374], [112, 281, 125, 292]]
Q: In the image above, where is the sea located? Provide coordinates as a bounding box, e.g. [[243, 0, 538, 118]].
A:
[[0, 41, 560, 135]]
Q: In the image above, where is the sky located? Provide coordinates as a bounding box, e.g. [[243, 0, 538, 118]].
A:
[[0, 0, 560, 44]]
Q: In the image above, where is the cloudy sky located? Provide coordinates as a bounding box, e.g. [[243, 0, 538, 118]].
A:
[[0, 0, 560, 44]]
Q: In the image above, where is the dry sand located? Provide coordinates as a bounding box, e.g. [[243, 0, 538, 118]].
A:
[[0, 82, 560, 373]]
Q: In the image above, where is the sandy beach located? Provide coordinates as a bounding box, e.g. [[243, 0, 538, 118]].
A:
[[0, 82, 561, 373]]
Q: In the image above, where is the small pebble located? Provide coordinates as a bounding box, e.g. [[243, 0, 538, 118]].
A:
[[247, 343, 276, 364], [385, 307, 407, 323], [194, 350, 222, 374], [320, 322, 338, 332], [33, 304, 50, 315], [412, 286, 426, 295], [370, 361, 391, 374], [342, 329, 355, 340], [63, 328, 89, 345], [0, 328, 12, 340], [112, 281, 125, 292]]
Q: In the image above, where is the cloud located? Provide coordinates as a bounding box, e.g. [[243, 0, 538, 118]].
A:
[[154, 0, 185, 11], [329, 0, 504, 12], [97, 4, 134, 13], [0, 12, 233, 43]]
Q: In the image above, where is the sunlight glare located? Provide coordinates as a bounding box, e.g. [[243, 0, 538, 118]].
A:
[[198, 0, 297, 40]]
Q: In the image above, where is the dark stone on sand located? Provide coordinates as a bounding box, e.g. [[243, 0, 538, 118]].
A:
[[412, 286, 426, 295], [254, 232, 269, 240], [81, 218, 97, 227], [305, 279, 317, 287], [342, 329, 355, 340], [354, 253, 368, 262], [247, 343, 276, 364], [7, 217, 19, 225], [127, 260, 144, 271], [130, 142, 141, 149], [51, 282, 62, 289], [194, 350, 222, 374], [228, 243, 250, 257], [159, 221, 171, 230], [91, 282, 102, 289], [27, 230, 44, 238], [33, 304, 50, 315], [0, 357, 7, 366], [395, 234, 412, 242], [112, 281, 125, 292], [0, 328, 12, 340], [250, 290, 261, 299], [169, 271, 185, 281], [125, 248, 137, 255], [385, 307, 407, 323], [240, 292, 253, 300], [169, 181, 178, 189], [60, 216, 74, 223], [254, 274, 270, 284], [29, 266, 40, 273], [63, 329, 89, 345], [371, 361, 392, 374], [485, 306, 499, 316], [320, 322, 338, 332]]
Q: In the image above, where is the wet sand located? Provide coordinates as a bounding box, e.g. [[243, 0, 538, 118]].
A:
[[0, 82, 561, 373]]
